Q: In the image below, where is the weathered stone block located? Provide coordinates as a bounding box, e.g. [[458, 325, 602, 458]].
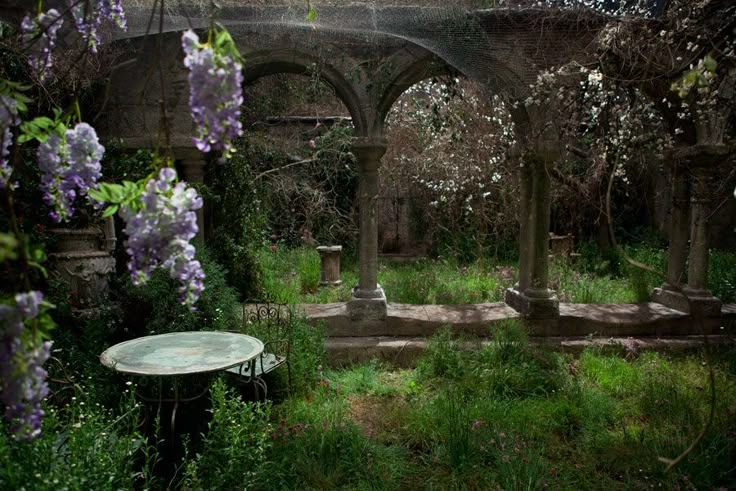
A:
[[348, 287, 387, 321]]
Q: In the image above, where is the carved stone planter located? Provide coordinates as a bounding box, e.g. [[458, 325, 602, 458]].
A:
[[48, 226, 116, 310], [317, 246, 342, 287]]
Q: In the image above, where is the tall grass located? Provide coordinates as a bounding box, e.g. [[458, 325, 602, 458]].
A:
[[254, 244, 734, 305]]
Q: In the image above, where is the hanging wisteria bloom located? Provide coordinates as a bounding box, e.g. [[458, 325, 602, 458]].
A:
[[120, 168, 205, 308], [182, 29, 244, 156], [71, 0, 127, 53], [37, 122, 105, 223], [0, 291, 51, 441], [0, 95, 20, 188], [21, 9, 63, 81]]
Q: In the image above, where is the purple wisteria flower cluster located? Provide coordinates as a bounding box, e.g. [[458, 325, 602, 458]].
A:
[[37, 123, 105, 223], [21, 2, 127, 78], [182, 30, 244, 156], [121, 168, 205, 309], [21, 9, 63, 81], [71, 0, 128, 53], [0, 291, 51, 441], [0, 95, 20, 188]]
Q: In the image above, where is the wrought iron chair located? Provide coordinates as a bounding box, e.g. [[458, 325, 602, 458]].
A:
[[226, 302, 293, 400]]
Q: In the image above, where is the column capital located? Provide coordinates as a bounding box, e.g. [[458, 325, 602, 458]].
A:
[[352, 137, 388, 170]]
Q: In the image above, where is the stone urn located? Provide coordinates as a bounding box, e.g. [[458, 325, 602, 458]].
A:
[[48, 222, 116, 311]]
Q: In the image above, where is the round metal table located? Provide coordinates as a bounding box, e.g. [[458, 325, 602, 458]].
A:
[[100, 331, 264, 376], [100, 331, 264, 439]]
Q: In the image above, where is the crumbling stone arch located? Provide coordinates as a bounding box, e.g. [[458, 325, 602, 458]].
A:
[[242, 50, 370, 137]]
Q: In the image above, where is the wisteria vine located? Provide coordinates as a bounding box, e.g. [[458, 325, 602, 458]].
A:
[[182, 29, 244, 157], [120, 168, 205, 309], [0, 292, 51, 441], [0, 0, 251, 440], [0, 95, 20, 189], [20, 9, 63, 81], [71, 0, 128, 53], [38, 123, 105, 223]]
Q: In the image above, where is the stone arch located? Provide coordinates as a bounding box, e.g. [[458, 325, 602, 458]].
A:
[[241, 49, 368, 136], [375, 48, 532, 136]]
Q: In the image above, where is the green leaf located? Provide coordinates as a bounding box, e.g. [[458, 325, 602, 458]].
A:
[[93, 182, 127, 203], [102, 205, 119, 218], [306, 7, 318, 21], [88, 187, 110, 203], [19, 116, 64, 144]]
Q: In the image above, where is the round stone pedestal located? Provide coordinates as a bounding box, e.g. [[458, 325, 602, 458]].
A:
[[317, 246, 342, 287]]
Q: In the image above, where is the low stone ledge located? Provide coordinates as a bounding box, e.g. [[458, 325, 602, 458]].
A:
[[325, 335, 736, 367], [298, 302, 736, 338]]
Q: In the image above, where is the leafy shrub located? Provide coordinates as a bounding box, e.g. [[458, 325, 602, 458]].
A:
[[0, 391, 156, 490], [120, 249, 240, 336], [237, 310, 325, 396], [47, 304, 128, 409], [209, 147, 268, 300], [183, 380, 272, 490], [287, 317, 326, 395]]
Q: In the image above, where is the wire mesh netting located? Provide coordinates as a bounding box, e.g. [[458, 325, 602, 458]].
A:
[[115, 1, 664, 92]]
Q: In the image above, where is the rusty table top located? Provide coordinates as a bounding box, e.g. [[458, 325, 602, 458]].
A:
[[100, 331, 264, 376]]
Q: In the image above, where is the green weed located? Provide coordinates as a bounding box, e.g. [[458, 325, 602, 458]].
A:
[[183, 380, 272, 490]]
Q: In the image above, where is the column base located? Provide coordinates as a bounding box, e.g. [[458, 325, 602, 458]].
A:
[[319, 280, 343, 287], [348, 286, 387, 321], [653, 285, 722, 317], [504, 288, 559, 319]]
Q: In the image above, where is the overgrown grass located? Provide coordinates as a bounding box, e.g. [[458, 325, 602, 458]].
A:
[[183, 325, 736, 489], [256, 244, 735, 305]]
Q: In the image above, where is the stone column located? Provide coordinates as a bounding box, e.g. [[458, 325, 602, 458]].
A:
[[655, 146, 724, 318], [529, 156, 552, 295], [653, 160, 690, 305], [683, 149, 723, 317], [348, 137, 388, 321], [516, 158, 533, 292], [175, 147, 207, 246], [317, 246, 343, 287], [505, 155, 559, 319]]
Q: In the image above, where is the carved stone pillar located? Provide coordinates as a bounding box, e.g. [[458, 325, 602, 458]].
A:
[[348, 137, 388, 321], [175, 147, 207, 246], [505, 155, 559, 319]]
